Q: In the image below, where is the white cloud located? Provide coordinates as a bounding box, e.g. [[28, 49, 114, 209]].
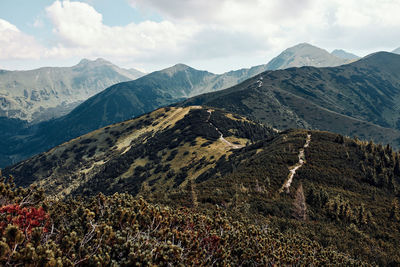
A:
[[0, 19, 44, 60], [0, 0, 399, 73], [44, 1, 199, 63], [41, 0, 276, 72], [129, 0, 400, 63]]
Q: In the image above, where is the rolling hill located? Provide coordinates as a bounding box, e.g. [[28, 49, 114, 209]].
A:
[[0, 58, 144, 122], [182, 52, 400, 148], [4, 105, 400, 265]]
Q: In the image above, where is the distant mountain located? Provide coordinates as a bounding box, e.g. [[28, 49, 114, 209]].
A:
[[4, 106, 400, 265], [265, 43, 351, 70], [0, 58, 144, 122], [393, 47, 400, 54], [331, 49, 360, 60], [41, 44, 360, 136], [183, 52, 400, 148]]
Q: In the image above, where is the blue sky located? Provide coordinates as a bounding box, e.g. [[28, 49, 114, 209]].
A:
[[0, 0, 160, 34], [0, 0, 399, 73]]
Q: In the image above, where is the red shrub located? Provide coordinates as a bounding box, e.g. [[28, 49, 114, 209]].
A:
[[0, 204, 50, 236]]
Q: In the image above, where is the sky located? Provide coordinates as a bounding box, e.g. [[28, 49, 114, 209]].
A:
[[0, 0, 399, 74]]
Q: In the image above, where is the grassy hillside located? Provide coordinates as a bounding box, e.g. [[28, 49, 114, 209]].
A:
[[4, 106, 274, 198], [4, 106, 400, 265]]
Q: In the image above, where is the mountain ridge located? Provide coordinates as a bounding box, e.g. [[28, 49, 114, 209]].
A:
[[0, 58, 145, 122], [181, 52, 400, 147]]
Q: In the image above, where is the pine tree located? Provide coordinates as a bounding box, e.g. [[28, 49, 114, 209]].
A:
[[293, 184, 307, 221]]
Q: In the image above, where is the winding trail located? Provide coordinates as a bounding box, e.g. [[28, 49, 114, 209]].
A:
[[206, 110, 243, 149], [279, 133, 311, 193]]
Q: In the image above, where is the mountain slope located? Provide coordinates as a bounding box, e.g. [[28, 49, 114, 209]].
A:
[[265, 43, 351, 70], [183, 52, 400, 148], [5, 106, 274, 197], [4, 106, 400, 265], [0, 58, 144, 122], [393, 47, 400, 54], [331, 49, 360, 60]]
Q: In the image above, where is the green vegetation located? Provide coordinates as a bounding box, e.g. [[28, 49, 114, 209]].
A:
[[0, 176, 364, 266], [188, 130, 400, 265], [182, 52, 400, 148], [4, 107, 400, 265]]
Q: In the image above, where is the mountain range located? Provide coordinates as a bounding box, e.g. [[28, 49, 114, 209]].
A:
[[0, 58, 144, 122], [0, 43, 353, 124], [0, 43, 360, 167]]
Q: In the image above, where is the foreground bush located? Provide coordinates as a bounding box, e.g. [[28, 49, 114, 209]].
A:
[[0, 176, 364, 266]]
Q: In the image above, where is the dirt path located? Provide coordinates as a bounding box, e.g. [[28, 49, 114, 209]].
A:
[[279, 133, 311, 193], [206, 110, 243, 149], [190, 180, 198, 208]]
